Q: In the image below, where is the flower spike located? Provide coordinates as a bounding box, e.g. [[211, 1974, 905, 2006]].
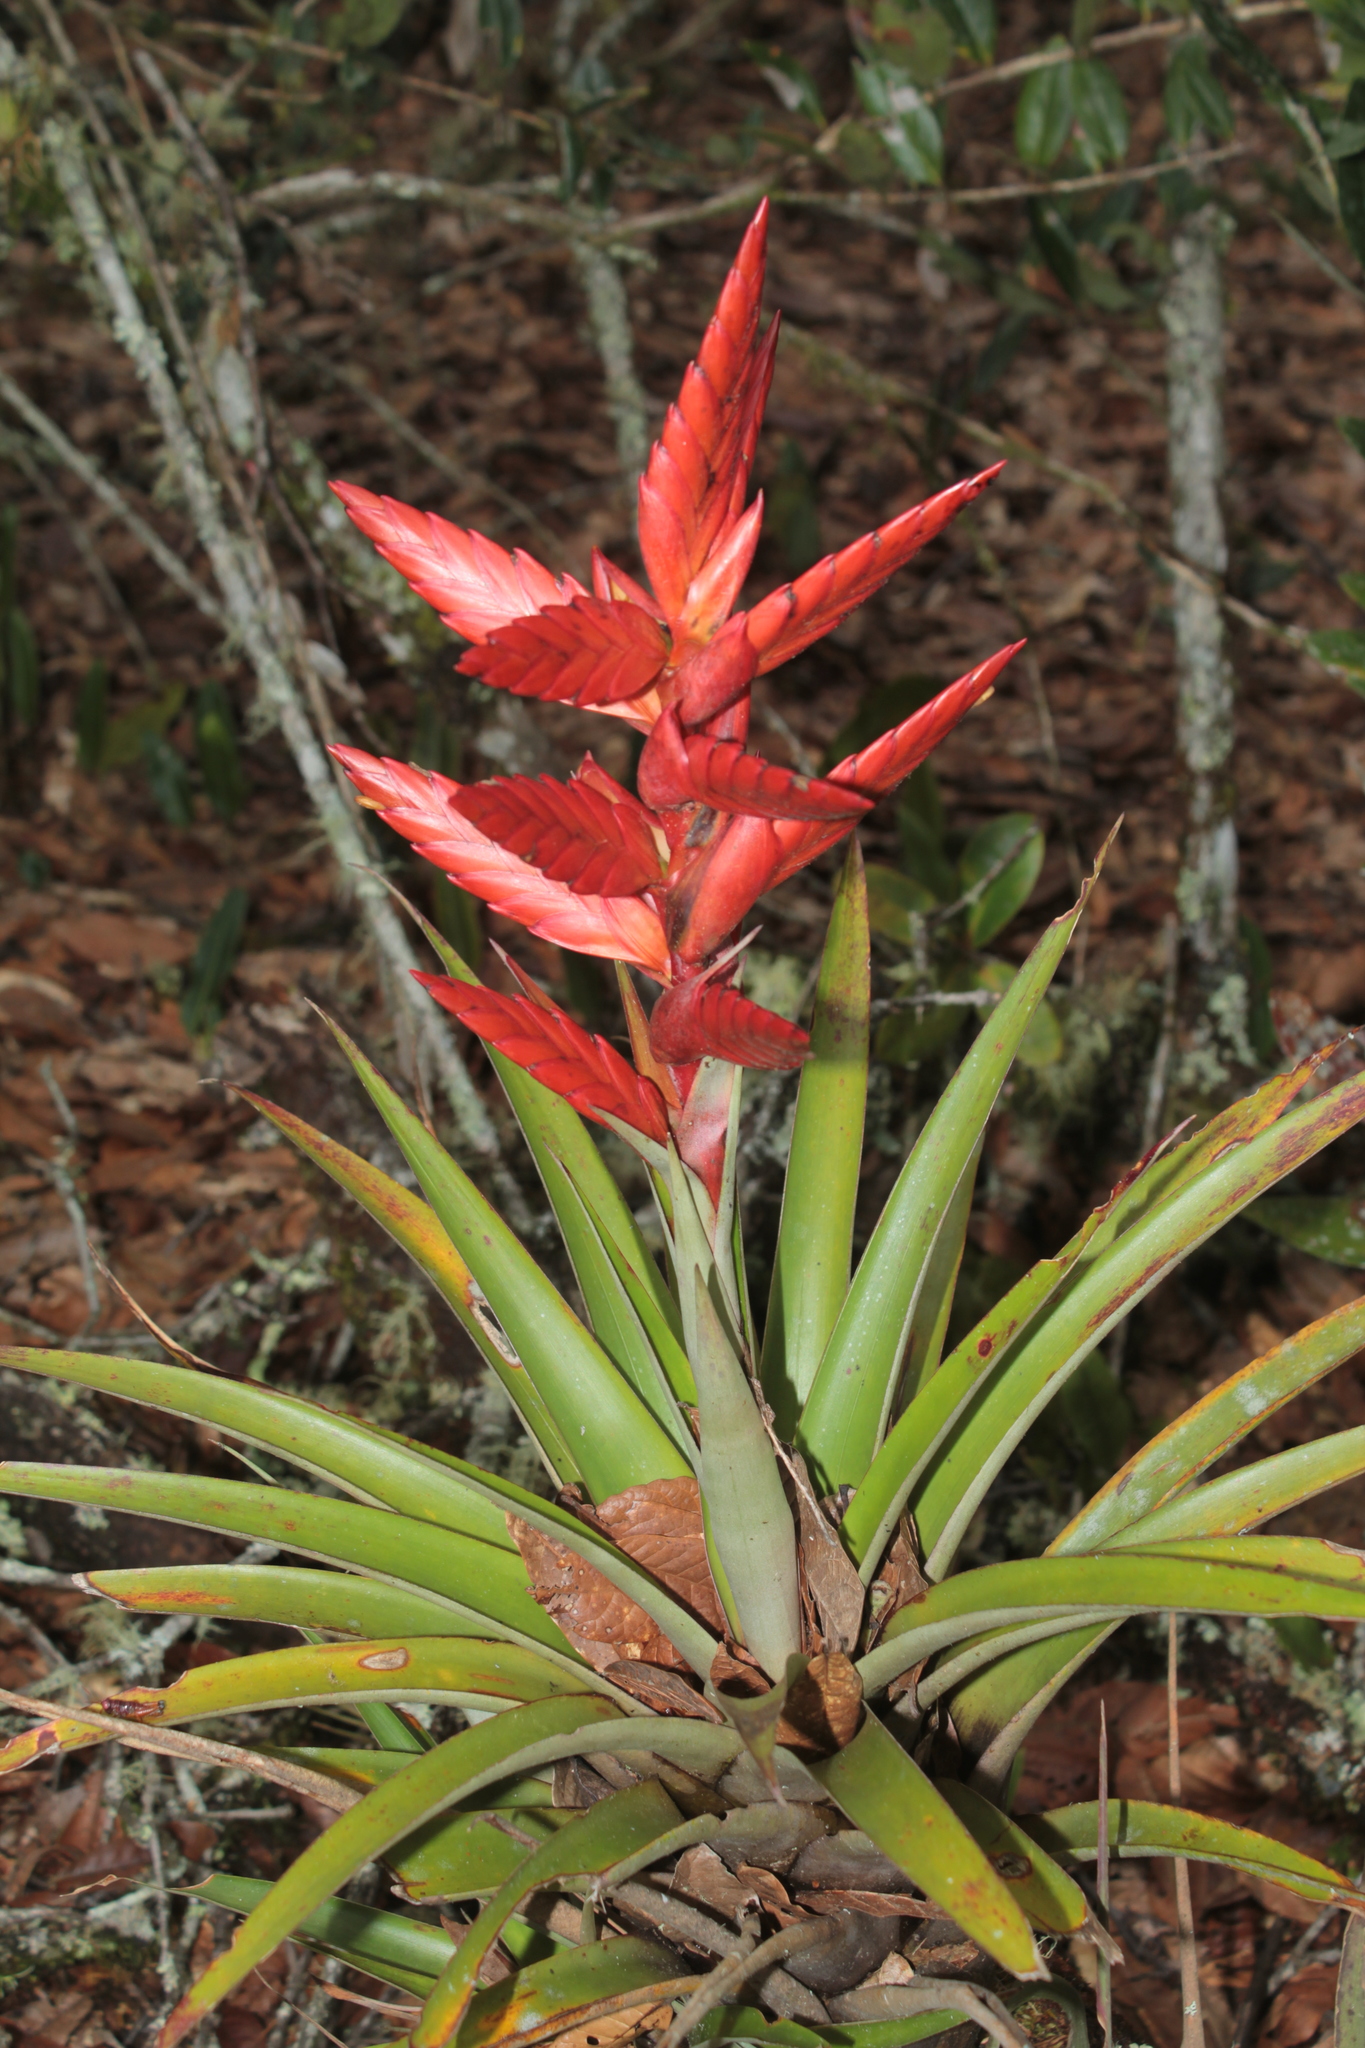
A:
[[331, 204, 1017, 1186]]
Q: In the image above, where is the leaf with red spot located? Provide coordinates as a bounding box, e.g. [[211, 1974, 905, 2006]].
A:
[[744, 465, 1006, 675], [458, 596, 669, 708], [416, 976, 670, 1144], [328, 482, 586, 643], [451, 774, 666, 898], [649, 977, 810, 1071], [638, 201, 778, 623], [330, 747, 670, 975]]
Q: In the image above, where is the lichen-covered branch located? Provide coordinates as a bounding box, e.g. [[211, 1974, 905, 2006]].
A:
[[1161, 199, 1250, 1061]]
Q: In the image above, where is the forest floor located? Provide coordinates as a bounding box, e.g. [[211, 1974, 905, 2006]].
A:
[[3, 2, 1365, 2044]]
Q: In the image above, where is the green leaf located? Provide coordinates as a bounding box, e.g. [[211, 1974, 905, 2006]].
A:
[[86, 1564, 482, 1639], [462, 1937, 689, 2048], [417, 1781, 684, 2036], [98, 680, 185, 772], [322, 1012, 688, 1499], [909, 1064, 1365, 1578], [867, 4, 954, 88], [934, 1781, 1088, 1935], [1061, 1284, 1365, 1552], [1341, 415, 1365, 458], [1272, 1613, 1336, 1671], [234, 1091, 573, 1460], [799, 849, 1106, 1500], [1113, 1426, 1365, 1543], [65, 1636, 590, 1726], [677, 1184, 801, 1678], [809, 1712, 1042, 1977], [1250, 1191, 1365, 1266], [1191, 0, 1292, 108], [324, 0, 412, 49], [1342, 571, 1365, 610], [479, 0, 524, 68], [1307, 626, 1365, 676], [3, 607, 39, 728], [859, 1536, 1365, 1693], [975, 963, 1061, 1069], [189, 1873, 453, 1993], [387, 1804, 569, 1903], [1028, 197, 1082, 301], [0, 1464, 578, 1660], [181, 886, 247, 1037], [402, 888, 678, 1343], [0, 504, 15, 616], [961, 814, 1045, 947], [1025, 1798, 1365, 1912], [75, 658, 108, 776], [1339, 1913, 1365, 2048], [159, 1694, 628, 2046], [763, 841, 871, 1437], [141, 732, 194, 827], [1164, 36, 1236, 147], [1071, 59, 1129, 166], [746, 44, 826, 124], [928, 0, 995, 62], [0, 1343, 516, 1550], [866, 863, 938, 943], [899, 1134, 983, 1409], [854, 61, 944, 186], [1015, 46, 1074, 168], [263, 1750, 555, 1804], [194, 679, 246, 820]]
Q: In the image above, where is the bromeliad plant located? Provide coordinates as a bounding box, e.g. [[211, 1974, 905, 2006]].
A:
[[7, 205, 1365, 2048]]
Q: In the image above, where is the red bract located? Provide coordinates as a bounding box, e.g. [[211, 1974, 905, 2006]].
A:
[[331, 202, 1022, 1197]]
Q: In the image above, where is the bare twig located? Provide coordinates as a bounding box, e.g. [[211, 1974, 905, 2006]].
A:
[[930, 1, 1308, 100], [38, 1057, 101, 1331], [0, 1684, 358, 1808], [1097, 1699, 1113, 2048], [0, 430, 157, 678], [0, 367, 224, 624], [1168, 1614, 1206, 2048]]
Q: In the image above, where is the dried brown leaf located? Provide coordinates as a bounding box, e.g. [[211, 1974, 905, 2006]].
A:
[[780, 1447, 866, 1654], [776, 1652, 863, 1758], [593, 1477, 726, 1634], [599, 1661, 725, 1721], [506, 1516, 689, 1671]]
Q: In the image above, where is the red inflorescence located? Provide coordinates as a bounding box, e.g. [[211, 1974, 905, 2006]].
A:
[[330, 201, 1022, 1196]]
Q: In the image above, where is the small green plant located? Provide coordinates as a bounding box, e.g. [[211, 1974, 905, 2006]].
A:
[[7, 207, 1365, 2048]]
